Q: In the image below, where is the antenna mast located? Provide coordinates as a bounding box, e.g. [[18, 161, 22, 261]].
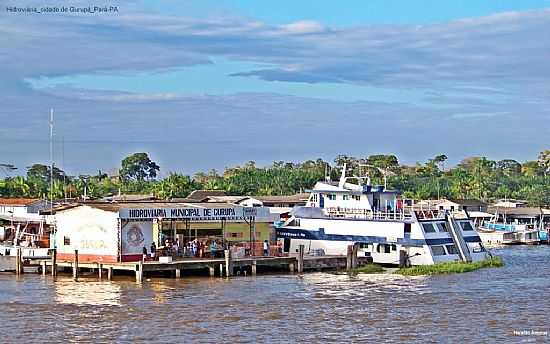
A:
[[50, 109, 54, 211]]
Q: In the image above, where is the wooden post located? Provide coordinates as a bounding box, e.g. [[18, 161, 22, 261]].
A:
[[209, 265, 215, 277], [352, 244, 358, 269], [15, 248, 21, 275], [136, 260, 143, 283], [219, 263, 223, 277], [51, 248, 57, 278], [98, 264, 103, 279], [399, 250, 407, 268], [224, 249, 232, 277], [251, 260, 257, 276], [297, 244, 304, 273], [346, 245, 353, 273], [73, 249, 79, 281], [42, 260, 47, 276], [107, 267, 113, 281], [175, 268, 181, 278], [289, 262, 295, 273]]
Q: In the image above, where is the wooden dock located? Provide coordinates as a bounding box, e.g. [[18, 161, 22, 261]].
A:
[[6, 245, 372, 282]]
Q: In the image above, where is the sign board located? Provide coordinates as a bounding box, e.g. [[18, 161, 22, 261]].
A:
[[243, 207, 257, 217], [119, 206, 272, 220]]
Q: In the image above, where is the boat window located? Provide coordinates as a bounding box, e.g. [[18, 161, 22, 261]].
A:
[[391, 244, 397, 251], [384, 244, 391, 253], [352, 195, 361, 201], [343, 195, 350, 200], [422, 223, 436, 233], [436, 223, 448, 232], [64, 236, 70, 246], [327, 194, 336, 201], [431, 245, 446, 256], [460, 222, 474, 231], [288, 219, 301, 226], [445, 245, 458, 255]]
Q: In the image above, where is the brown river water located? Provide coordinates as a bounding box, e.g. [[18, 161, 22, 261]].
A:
[[1, 246, 549, 343]]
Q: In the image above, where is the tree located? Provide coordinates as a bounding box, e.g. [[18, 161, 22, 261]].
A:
[[538, 150, 550, 176], [496, 159, 522, 177], [27, 164, 65, 183], [120, 153, 160, 182], [154, 173, 196, 199]]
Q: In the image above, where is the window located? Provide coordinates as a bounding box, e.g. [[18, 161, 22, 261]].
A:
[[327, 194, 336, 200], [63, 236, 70, 246], [422, 223, 436, 233], [391, 244, 397, 251], [431, 245, 446, 256], [460, 222, 474, 231], [436, 223, 448, 232], [352, 195, 361, 201], [289, 219, 301, 226], [445, 245, 458, 254], [343, 195, 350, 200], [384, 244, 391, 253]]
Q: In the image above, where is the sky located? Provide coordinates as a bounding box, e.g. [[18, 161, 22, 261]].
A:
[[1, 0, 549, 177]]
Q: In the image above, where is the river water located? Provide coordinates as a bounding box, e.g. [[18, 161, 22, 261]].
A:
[[1, 246, 549, 343]]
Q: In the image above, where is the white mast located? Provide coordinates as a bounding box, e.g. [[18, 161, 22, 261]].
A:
[[49, 109, 54, 211]]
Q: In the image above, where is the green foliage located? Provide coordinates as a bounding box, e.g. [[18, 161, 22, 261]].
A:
[[120, 152, 160, 182], [1, 150, 549, 206], [396, 256, 504, 276]]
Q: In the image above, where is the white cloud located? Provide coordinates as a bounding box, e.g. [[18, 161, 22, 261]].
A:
[[279, 20, 326, 34]]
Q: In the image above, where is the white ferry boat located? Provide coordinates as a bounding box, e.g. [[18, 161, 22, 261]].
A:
[[275, 166, 488, 266]]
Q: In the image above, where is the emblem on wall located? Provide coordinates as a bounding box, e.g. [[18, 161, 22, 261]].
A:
[[126, 224, 145, 247]]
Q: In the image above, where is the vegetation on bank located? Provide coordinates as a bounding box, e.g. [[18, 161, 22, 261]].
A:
[[395, 256, 504, 276], [0, 150, 549, 207], [351, 264, 385, 274]]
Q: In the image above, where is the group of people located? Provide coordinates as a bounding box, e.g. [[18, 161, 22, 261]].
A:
[[142, 238, 224, 261]]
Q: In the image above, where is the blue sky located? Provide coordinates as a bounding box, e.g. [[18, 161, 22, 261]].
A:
[[1, 0, 549, 176]]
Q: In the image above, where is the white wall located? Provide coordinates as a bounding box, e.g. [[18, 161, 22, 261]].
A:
[[55, 206, 119, 257]]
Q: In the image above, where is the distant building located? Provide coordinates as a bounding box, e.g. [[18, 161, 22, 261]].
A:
[[492, 199, 528, 208]]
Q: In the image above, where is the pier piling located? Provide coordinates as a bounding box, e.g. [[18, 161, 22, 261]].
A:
[[73, 250, 79, 281], [15, 248, 22, 275], [136, 260, 143, 283], [252, 260, 257, 276], [42, 260, 47, 276], [297, 245, 304, 273], [51, 248, 57, 278], [98, 264, 103, 279], [209, 265, 215, 277], [107, 267, 113, 280], [352, 244, 358, 269], [346, 245, 353, 273], [224, 249, 233, 277]]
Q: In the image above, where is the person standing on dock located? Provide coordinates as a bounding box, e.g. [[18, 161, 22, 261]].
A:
[[150, 242, 156, 260], [142, 246, 148, 261], [263, 240, 269, 256]]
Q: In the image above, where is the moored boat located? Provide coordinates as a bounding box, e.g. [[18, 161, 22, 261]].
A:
[[275, 165, 488, 266]]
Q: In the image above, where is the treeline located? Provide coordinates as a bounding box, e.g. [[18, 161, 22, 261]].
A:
[[0, 150, 549, 206]]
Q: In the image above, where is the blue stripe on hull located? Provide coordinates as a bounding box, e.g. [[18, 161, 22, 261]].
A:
[[276, 227, 481, 246]]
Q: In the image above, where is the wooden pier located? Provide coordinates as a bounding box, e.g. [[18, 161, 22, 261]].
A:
[[6, 245, 373, 282]]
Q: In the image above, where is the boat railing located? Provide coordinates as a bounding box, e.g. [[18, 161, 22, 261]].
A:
[[324, 207, 414, 221]]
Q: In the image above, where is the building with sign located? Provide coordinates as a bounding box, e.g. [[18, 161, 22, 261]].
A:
[[51, 201, 276, 263]]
